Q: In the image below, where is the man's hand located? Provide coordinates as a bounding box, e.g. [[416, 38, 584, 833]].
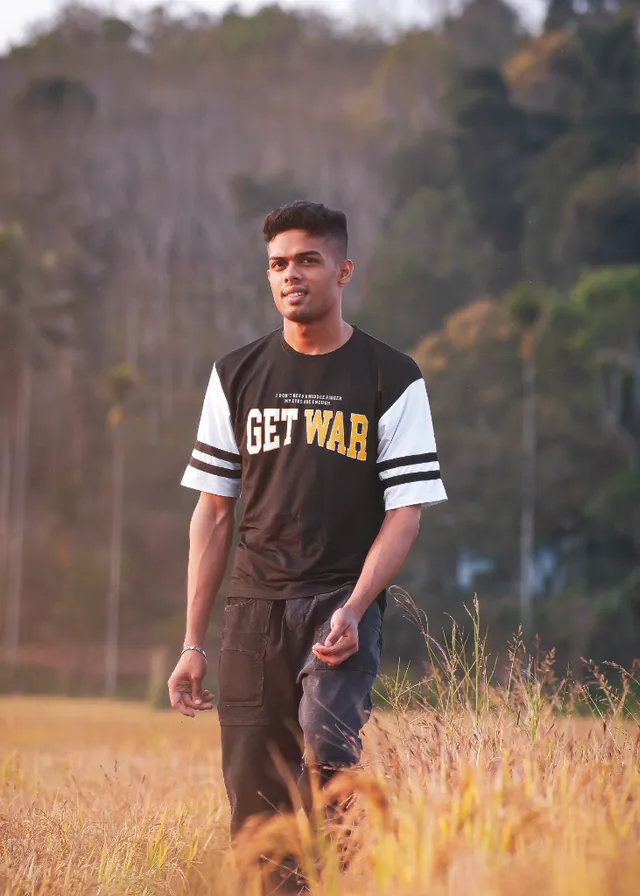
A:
[[312, 606, 360, 667], [168, 652, 214, 718]]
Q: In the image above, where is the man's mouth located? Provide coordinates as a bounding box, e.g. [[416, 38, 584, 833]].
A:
[[283, 288, 308, 299]]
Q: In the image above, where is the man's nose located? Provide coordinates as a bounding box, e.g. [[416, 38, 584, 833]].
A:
[[284, 264, 302, 282]]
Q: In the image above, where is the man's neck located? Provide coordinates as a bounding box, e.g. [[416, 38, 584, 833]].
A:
[[283, 318, 353, 356]]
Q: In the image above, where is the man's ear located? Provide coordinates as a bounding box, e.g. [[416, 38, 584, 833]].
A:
[[338, 259, 354, 285]]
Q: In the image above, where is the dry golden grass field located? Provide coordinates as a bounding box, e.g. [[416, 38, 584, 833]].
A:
[[2, 613, 640, 896]]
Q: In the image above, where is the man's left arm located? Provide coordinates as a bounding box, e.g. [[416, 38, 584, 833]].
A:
[[313, 368, 447, 667], [312, 505, 420, 667]]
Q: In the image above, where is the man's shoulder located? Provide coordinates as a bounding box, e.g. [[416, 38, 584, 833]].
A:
[[215, 329, 280, 379], [356, 327, 422, 387]]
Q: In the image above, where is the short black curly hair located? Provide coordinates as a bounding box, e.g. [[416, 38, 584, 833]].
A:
[[262, 200, 348, 259]]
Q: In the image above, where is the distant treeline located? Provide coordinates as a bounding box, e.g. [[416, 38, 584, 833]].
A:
[[0, 0, 639, 690]]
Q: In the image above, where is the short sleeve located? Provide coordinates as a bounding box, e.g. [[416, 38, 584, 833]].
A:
[[181, 364, 242, 497], [377, 377, 447, 511]]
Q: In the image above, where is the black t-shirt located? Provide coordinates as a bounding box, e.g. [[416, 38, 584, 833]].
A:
[[182, 326, 447, 599]]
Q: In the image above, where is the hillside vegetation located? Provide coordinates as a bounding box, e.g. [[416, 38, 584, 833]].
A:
[[1, 0, 639, 685]]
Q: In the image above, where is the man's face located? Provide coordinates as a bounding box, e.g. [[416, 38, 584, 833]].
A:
[[267, 229, 353, 324]]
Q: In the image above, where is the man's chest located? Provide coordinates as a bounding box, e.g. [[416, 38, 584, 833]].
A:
[[230, 365, 378, 465]]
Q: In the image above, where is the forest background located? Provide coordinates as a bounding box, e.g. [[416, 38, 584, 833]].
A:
[[1, 0, 639, 697]]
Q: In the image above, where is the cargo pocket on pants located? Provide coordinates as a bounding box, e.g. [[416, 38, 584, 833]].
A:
[[218, 598, 273, 723]]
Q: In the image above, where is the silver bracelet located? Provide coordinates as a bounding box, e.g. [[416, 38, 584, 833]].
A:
[[181, 645, 207, 662]]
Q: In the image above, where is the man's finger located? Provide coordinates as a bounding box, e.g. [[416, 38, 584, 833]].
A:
[[313, 638, 357, 661], [325, 620, 350, 647], [313, 643, 358, 666], [313, 644, 358, 660], [182, 693, 214, 711], [313, 642, 356, 659], [169, 685, 195, 718], [315, 632, 357, 654], [191, 675, 203, 705]]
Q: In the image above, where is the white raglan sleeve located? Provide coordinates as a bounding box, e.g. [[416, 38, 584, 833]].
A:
[[377, 377, 447, 511], [181, 364, 242, 497]]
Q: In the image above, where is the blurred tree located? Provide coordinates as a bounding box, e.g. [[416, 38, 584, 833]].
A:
[[100, 17, 135, 44], [15, 76, 95, 118], [412, 299, 523, 583], [520, 16, 640, 285], [1, 0, 640, 680], [506, 284, 548, 638], [371, 29, 450, 131], [561, 167, 640, 270], [103, 362, 138, 696], [412, 290, 606, 596], [386, 130, 456, 211], [0, 223, 76, 663], [228, 172, 303, 223], [358, 186, 492, 347], [576, 18, 639, 109], [442, 0, 523, 68], [506, 30, 573, 111], [215, 5, 302, 59], [572, 266, 640, 469], [523, 130, 636, 283], [447, 66, 529, 289], [545, 0, 640, 31]]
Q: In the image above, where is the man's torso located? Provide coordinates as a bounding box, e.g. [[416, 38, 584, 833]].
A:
[[182, 326, 445, 598]]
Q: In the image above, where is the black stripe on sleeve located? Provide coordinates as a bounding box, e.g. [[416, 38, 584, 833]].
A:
[[377, 452, 438, 473], [381, 471, 441, 490], [195, 440, 241, 465], [189, 457, 241, 479]]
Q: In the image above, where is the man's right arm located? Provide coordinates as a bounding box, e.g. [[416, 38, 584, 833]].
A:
[[168, 492, 236, 717], [185, 492, 236, 646]]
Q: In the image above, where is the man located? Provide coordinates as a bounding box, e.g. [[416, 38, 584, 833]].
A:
[[168, 200, 447, 890]]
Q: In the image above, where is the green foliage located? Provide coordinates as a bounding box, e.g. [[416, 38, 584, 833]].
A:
[[2, 0, 640, 682], [412, 299, 524, 563], [229, 172, 303, 222], [103, 363, 139, 408], [523, 129, 634, 282], [357, 187, 491, 346], [589, 469, 640, 548], [0, 222, 77, 376], [577, 19, 639, 105], [572, 265, 640, 322], [444, 66, 529, 285], [101, 17, 135, 44], [0, 222, 26, 305], [562, 168, 640, 269], [450, 65, 511, 103], [544, 0, 626, 32], [216, 6, 303, 58], [505, 283, 546, 329], [570, 266, 640, 473], [386, 131, 456, 209], [442, 0, 522, 68], [14, 76, 95, 118]]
